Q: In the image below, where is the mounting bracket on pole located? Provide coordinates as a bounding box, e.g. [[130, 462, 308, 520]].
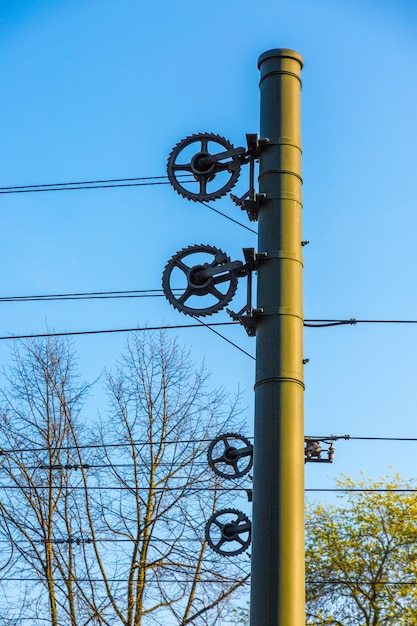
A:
[[230, 134, 269, 221], [227, 248, 265, 336], [304, 434, 351, 464]]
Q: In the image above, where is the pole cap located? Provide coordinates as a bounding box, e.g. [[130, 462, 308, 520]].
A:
[[258, 48, 304, 70]]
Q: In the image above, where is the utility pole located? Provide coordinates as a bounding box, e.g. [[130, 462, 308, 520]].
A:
[[250, 49, 305, 625], [164, 45, 305, 626]]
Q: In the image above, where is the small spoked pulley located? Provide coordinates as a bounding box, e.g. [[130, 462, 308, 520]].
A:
[[167, 133, 245, 201], [205, 509, 251, 556], [208, 433, 253, 479], [162, 244, 242, 317]]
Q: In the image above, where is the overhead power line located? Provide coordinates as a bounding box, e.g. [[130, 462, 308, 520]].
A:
[[0, 181, 179, 194], [0, 577, 247, 584], [349, 436, 417, 441], [0, 485, 249, 492], [0, 174, 195, 194], [305, 318, 417, 327], [0, 321, 239, 341], [4, 289, 417, 326], [307, 580, 417, 586], [2, 317, 417, 355], [191, 315, 255, 360], [306, 488, 417, 493], [2, 458, 213, 472], [0, 482, 414, 493], [0, 175, 173, 190], [0, 537, 211, 544], [0, 288, 179, 303], [0, 321, 255, 361], [1, 180, 257, 236], [1, 434, 416, 457], [197, 200, 257, 235], [0, 576, 413, 586], [0, 436, 243, 455], [1, 173, 257, 234]]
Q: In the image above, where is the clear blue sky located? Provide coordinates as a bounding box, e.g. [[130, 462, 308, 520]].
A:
[[2, 0, 417, 529]]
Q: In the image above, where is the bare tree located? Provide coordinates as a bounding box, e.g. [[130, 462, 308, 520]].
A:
[[0, 336, 92, 625], [0, 332, 250, 625]]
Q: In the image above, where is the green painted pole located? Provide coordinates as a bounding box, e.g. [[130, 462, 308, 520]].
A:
[[250, 49, 305, 625]]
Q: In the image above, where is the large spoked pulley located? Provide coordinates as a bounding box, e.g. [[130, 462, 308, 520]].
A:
[[208, 433, 253, 479], [162, 244, 241, 317], [205, 509, 251, 556], [167, 133, 244, 201]]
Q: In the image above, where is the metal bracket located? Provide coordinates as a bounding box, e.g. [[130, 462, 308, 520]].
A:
[[230, 134, 269, 221], [227, 248, 265, 337], [304, 434, 350, 464]]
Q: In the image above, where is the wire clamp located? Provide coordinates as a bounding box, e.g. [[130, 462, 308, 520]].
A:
[[226, 248, 263, 336], [304, 434, 350, 464], [230, 134, 269, 221]]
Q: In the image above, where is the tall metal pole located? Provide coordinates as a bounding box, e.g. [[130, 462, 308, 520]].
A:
[[250, 49, 305, 625]]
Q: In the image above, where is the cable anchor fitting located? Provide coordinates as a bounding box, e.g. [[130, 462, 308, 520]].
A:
[[304, 434, 350, 464], [230, 134, 269, 221], [227, 248, 265, 336]]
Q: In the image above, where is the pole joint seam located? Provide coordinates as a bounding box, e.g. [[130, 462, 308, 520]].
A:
[[254, 376, 305, 390], [259, 70, 302, 86], [259, 249, 303, 261], [257, 251, 303, 266], [264, 138, 302, 150], [259, 170, 303, 183], [258, 193, 302, 204]]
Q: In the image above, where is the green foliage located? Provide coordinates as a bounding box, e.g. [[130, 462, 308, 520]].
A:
[[233, 473, 417, 625], [228, 603, 249, 624], [306, 473, 417, 625]]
